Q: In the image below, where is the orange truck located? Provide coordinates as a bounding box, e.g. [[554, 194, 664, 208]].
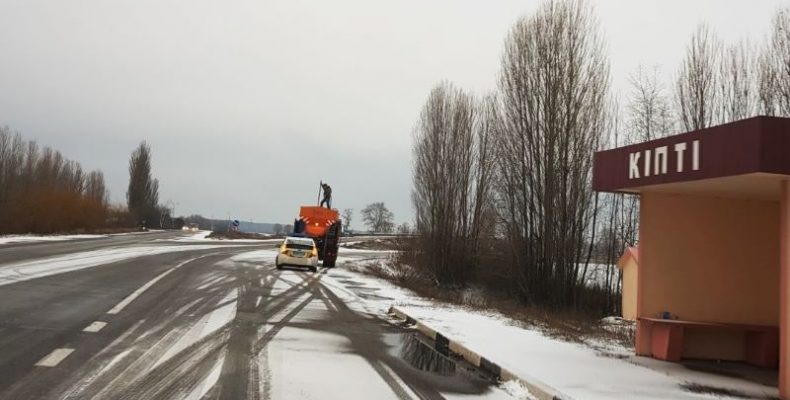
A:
[[292, 206, 342, 267]]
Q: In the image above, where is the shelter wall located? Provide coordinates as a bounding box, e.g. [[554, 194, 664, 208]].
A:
[[637, 192, 779, 359], [622, 260, 638, 321]]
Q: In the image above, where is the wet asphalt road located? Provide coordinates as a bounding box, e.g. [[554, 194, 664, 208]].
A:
[[0, 232, 507, 400]]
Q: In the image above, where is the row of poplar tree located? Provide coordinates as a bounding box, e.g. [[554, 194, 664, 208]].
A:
[[411, 0, 790, 315]]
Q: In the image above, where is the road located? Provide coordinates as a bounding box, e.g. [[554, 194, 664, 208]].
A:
[[0, 231, 509, 400]]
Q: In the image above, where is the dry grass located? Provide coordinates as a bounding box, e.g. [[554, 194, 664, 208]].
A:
[[341, 237, 401, 251], [350, 241, 635, 349]]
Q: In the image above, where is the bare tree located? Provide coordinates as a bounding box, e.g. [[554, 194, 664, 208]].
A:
[[84, 170, 109, 205], [627, 66, 673, 141], [361, 202, 394, 233], [412, 82, 495, 285], [496, 0, 609, 308], [719, 40, 757, 122], [594, 102, 639, 314], [759, 6, 790, 116], [273, 223, 283, 235], [127, 142, 160, 226], [758, 44, 779, 116], [675, 24, 722, 130], [342, 208, 353, 232]]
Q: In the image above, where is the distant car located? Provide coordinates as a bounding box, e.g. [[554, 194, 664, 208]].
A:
[[275, 236, 319, 272]]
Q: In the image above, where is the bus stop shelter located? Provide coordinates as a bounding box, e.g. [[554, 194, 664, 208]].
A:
[[592, 116, 790, 398]]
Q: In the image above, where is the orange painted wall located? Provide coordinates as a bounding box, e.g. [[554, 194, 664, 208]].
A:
[[638, 192, 780, 360], [620, 258, 638, 321]]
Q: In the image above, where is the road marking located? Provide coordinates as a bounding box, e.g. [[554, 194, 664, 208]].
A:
[[83, 321, 107, 332], [107, 253, 215, 315], [35, 348, 75, 367]]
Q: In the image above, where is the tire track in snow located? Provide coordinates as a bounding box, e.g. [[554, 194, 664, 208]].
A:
[[51, 253, 244, 400], [88, 256, 320, 400]]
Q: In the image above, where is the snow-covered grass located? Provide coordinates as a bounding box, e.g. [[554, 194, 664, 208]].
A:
[[321, 254, 780, 400], [0, 234, 106, 244], [0, 244, 247, 286]]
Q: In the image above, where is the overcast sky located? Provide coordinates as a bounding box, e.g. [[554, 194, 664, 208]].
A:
[[0, 0, 784, 228]]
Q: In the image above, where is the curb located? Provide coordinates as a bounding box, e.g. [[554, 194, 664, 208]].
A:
[[388, 306, 570, 400]]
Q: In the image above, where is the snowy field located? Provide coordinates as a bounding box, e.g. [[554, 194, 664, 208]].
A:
[[322, 251, 780, 400]]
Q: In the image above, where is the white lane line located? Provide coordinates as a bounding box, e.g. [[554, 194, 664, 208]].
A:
[[83, 321, 107, 332], [106, 253, 215, 315], [35, 348, 75, 367]]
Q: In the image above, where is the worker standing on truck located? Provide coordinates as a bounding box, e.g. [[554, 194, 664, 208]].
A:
[[320, 183, 332, 208]]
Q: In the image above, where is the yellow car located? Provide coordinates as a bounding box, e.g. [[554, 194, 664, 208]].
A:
[[275, 236, 319, 272]]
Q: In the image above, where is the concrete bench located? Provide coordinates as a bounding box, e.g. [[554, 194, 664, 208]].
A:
[[639, 317, 778, 368]]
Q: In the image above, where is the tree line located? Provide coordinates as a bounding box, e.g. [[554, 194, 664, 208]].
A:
[[0, 126, 170, 234], [411, 0, 790, 316], [0, 126, 109, 233]]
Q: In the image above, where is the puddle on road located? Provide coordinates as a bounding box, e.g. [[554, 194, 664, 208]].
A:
[[382, 332, 498, 395], [398, 332, 456, 375]]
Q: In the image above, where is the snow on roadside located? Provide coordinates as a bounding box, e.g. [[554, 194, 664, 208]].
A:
[[0, 244, 248, 286], [500, 380, 538, 400], [108, 230, 165, 235], [0, 230, 172, 245], [177, 231, 212, 241], [163, 231, 280, 243], [228, 249, 279, 263], [0, 234, 106, 245], [320, 255, 779, 400]]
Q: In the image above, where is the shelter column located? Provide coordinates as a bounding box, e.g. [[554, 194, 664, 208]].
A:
[[781, 180, 790, 399]]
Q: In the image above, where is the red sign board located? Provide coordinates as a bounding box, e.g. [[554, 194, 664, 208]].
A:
[[593, 116, 790, 192]]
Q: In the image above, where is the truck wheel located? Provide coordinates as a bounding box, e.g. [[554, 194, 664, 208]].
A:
[[309, 265, 317, 273], [276, 263, 283, 270]]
